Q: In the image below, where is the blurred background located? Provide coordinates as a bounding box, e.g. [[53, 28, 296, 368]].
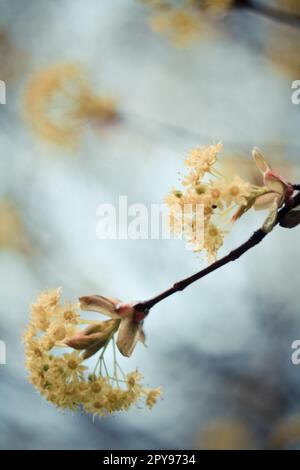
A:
[[1, 0, 300, 450]]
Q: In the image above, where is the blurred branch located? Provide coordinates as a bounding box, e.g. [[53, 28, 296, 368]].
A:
[[234, 0, 300, 28], [123, 110, 300, 154], [135, 187, 300, 312]]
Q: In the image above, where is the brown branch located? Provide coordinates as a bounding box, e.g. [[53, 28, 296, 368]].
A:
[[234, 0, 300, 29], [135, 188, 300, 313]]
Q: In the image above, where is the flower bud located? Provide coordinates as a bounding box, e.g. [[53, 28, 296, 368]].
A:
[[65, 319, 120, 358]]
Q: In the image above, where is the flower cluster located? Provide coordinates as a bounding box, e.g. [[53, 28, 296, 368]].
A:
[[24, 288, 161, 417], [141, 0, 233, 47], [23, 63, 117, 148], [165, 144, 293, 261], [149, 4, 201, 47]]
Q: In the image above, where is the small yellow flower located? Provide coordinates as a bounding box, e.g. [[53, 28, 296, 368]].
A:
[[37, 287, 62, 311], [58, 302, 81, 324], [146, 388, 162, 409], [185, 143, 222, 179], [224, 175, 251, 206], [127, 371, 144, 390], [63, 351, 87, 379], [204, 223, 225, 261], [0, 200, 27, 251], [47, 321, 66, 341], [30, 304, 51, 332], [208, 181, 225, 210]]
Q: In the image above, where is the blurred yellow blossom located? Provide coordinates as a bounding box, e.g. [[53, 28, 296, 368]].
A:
[[146, 387, 162, 409], [23, 63, 118, 149], [0, 199, 28, 252], [197, 417, 256, 449], [141, 0, 232, 46], [270, 414, 300, 449]]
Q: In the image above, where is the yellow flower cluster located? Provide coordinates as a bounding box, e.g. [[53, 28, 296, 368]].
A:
[[23, 63, 117, 149], [0, 199, 27, 251], [165, 144, 288, 261], [141, 0, 233, 46], [24, 288, 161, 417]]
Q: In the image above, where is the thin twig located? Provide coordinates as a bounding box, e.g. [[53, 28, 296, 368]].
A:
[[135, 188, 300, 312], [234, 0, 300, 29]]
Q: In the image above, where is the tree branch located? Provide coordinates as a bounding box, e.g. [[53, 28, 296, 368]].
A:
[[234, 0, 300, 29], [135, 188, 300, 312]]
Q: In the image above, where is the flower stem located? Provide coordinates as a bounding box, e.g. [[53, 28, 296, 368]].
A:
[[112, 336, 119, 384], [95, 339, 110, 376]]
